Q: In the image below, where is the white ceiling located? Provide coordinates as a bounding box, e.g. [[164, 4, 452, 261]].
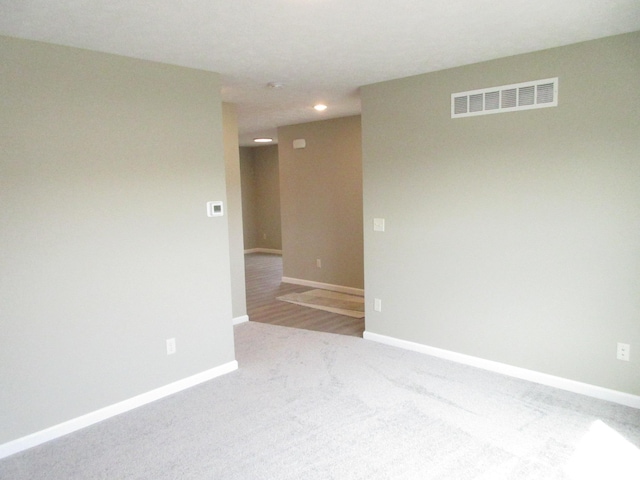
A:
[[1, 1, 639, 146]]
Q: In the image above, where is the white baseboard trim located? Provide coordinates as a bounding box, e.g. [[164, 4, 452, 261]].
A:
[[233, 315, 249, 325], [363, 331, 640, 409], [282, 277, 364, 297], [0, 360, 238, 460], [244, 248, 282, 255]]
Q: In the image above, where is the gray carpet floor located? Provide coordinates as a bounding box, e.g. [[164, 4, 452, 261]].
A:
[[2, 321, 639, 479]]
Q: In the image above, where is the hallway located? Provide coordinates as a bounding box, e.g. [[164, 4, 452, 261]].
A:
[[244, 253, 364, 337]]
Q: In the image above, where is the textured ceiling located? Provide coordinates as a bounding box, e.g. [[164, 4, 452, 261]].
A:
[[1, 1, 639, 146]]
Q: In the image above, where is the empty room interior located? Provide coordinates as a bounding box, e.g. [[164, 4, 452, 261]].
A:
[[1, 2, 640, 478]]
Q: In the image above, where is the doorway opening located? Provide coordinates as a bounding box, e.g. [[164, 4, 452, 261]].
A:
[[239, 117, 364, 337], [244, 252, 364, 337]]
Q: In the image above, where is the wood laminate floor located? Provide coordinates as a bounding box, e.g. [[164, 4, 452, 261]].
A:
[[244, 253, 364, 337]]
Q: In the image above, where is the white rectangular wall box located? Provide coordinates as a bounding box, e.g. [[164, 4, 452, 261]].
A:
[[293, 139, 306, 149], [373, 218, 385, 232], [166, 338, 176, 355], [617, 343, 630, 361], [374, 298, 382, 312], [207, 201, 224, 217]]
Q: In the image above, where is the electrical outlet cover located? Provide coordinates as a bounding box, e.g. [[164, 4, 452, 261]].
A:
[[617, 342, 630, 361], [166, 338, 176, 355]]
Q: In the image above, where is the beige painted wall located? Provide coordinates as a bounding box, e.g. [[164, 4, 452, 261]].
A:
[[223, 104, 247, 320], [361, 32, 640, 395], [239, 145, 282, 251], [0, 36, 235, 444], [240, 147, 259, 249], [253, 145, 282, 251], [278, 116, 364, 290]]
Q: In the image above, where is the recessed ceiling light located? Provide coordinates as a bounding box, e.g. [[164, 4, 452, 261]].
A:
[[267, 82, 284, 89], [254, 138, 273, 143], [314, 104, 328, 111]]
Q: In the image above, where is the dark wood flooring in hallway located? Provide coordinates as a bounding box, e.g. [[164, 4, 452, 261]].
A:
[[244, 253, 364, 337]]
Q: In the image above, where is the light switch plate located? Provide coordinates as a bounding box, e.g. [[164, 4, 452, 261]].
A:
[[373, 218, 385, 232]]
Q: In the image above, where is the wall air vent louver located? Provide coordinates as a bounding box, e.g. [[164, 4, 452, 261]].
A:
[[452, 78, 558, 118]]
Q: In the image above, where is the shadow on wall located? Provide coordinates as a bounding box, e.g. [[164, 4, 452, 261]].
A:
[[239, 144, 282, 253]]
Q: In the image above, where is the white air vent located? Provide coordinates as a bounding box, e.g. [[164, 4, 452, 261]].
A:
[[452, 78, 558, 118]]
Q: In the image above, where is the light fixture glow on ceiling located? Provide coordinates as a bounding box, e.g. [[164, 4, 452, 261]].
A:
[[254, 138, 273, 143], [314, 104, 327, 111]]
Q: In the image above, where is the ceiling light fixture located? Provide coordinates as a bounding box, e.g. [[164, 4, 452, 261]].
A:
[[314, 104, 328, 111], [254, 138, 273, 143], [267, 82, 285, 89]]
